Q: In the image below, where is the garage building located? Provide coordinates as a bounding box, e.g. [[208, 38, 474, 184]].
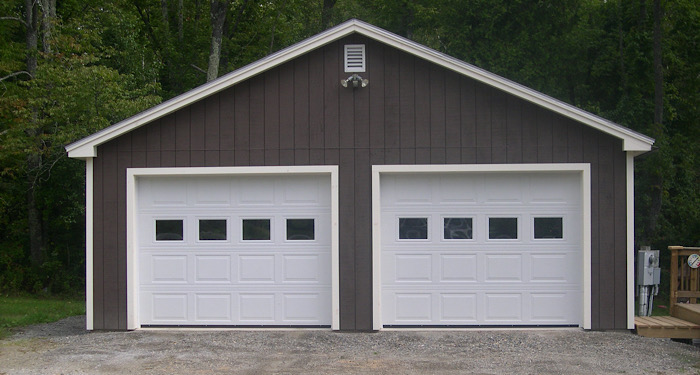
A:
[[66, 19, 654, 331]]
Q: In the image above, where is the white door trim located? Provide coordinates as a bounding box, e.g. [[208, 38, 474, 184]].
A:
[[372, 163, 592, 330], [126, 166, 340, 330]]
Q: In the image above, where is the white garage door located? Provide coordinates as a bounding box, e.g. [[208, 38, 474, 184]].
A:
[[136, 174, 331, 326], [380, 172, 583, 326]]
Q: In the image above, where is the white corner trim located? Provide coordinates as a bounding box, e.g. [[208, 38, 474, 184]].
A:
[[371, 168, 382, 330], [85, 158, 94, 331], [371, 163, 592, 330], [330, 169, 340, 330], [582, 165, 592, 330], [626, 153, 635, 329], [66, 20, 653, 159], [125, 165, 340, 330]]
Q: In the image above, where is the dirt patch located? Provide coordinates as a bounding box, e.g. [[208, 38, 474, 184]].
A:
[[1, 316, 699, 374]]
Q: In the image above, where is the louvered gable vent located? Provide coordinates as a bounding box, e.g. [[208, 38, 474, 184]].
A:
[[344, 44, 365, 72]]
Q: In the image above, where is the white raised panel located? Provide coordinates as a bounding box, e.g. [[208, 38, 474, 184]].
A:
[[239, 294, 275, 321], [237, 179, 275, 205], [151, 256, 187, 283], [284, 294, 320, 320], [395, 176, 431, 203], [239, 255, 275, 282], [283, 177, 320, 204], [283, 255, 319, 282], [438, 176, 477, 203], [440, 255, 476, 282], [195, 294, 231, 321], [481, 175, 523, 203], [529, 174, 579, 204], [530, 254, 569, 282], [194, 178, 230, 206], [150, 179, 188, 207], [485, 255, 522, 282], [395, 294, 432, 321], [530, 293, 570, 322], [152, 294, 188, 321], [395, 255, 432, 282], [440, 294, 477, 321], [485, 293, 522, 321], [195, 255, 231, 283]]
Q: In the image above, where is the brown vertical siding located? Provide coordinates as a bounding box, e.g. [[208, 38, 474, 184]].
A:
[[92, 35, 630, 331]]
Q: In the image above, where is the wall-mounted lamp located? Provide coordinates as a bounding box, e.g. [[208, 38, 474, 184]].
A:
[[341, 73, 369, 88]]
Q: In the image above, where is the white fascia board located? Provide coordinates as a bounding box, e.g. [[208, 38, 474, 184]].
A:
[[66, 19, 653, 159]]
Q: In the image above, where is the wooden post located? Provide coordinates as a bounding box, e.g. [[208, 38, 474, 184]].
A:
[[670, 246, 679, 317]]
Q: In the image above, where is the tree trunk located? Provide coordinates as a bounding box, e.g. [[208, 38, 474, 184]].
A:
[[322, 0, 337, 29], [27, 154, 44, 268], [25, 0, 38, 75], [161, 0, 170, 36], [207, 0, 228, 82], [39, 0, 56, 54], [178, 0, 184, 40]]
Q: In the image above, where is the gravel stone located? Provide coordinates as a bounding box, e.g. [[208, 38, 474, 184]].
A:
[[1, 316, 699, 374]]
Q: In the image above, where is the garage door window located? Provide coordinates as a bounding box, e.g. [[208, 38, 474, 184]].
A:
[[488, 217, 518, 240], [155, 219, 183, 241], [287, 219, 315, 240], [534, 217, 563, 239], [399, 218, 428, 240], [242, 219, 271, 241], [199, 219, 227, 241], [443, 217, 473, 240]]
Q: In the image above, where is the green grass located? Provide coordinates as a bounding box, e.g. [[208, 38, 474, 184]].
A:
[[0, 296, 85, 339]]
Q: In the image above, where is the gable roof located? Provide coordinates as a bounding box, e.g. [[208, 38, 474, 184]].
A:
[[66, 19, 654, 158]]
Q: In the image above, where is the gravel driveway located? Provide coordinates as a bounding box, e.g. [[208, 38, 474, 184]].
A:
[[1, 316, 699, 374]]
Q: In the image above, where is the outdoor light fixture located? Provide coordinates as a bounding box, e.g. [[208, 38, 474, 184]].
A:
[[340, 73, 369, 88]]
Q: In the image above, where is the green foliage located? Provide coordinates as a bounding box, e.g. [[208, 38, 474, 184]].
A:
[[0, 0, 697, 298]]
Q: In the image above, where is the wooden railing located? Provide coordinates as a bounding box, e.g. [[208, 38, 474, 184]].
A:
[[669, 246, 700, 317]]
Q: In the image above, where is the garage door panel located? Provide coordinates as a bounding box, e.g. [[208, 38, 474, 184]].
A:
[[283, 293, 324, 320], [193, 179, 231, 206], [150, 293, 189, 322], [440, 255, 477, 282], [239, 255, 276, 283], [381, 171, 583, 327], [438, 176, 478, 204], [440, 294, 477, 322], [484, 293, 523, 322], [235, 179, 275, 206], [194, 255, 232, 283], [530, 293, 578, 322], [480, 175, 525, 203], [282, 255, 322, 282], [195, 294, 232, 321], [150, 255, 188, 283], [530, 254, 572, 282], [394, 293, 432, 321], [394, 254, 432, 282], [484, 254, 523, 282], [137, 174, 331, 326], [239, 294, 275, 322]]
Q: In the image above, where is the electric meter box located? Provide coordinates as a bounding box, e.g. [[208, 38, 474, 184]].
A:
[[637, 249, 660, 286]]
